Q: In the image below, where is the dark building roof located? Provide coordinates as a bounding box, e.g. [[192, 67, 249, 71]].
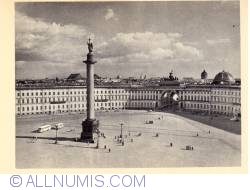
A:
[[94, 74, 102, 79], [159, 70, 179, 86], [212, 70, 235, 85], [201, 69, 208, 79], [67, 73, 84, 81]]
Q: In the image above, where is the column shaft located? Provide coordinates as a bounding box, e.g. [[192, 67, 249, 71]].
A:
[[86, 63, 95, 120]]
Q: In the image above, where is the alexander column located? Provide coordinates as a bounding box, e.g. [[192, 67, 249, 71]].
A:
[[81, 38, 99, 143]]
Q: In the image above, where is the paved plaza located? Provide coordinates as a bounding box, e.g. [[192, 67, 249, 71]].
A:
[[16, 110, 241, 168]]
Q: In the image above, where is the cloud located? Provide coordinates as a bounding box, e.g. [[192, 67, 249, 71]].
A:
[[104, 8, 118, 21], [174, 42, 202, 57], [96, 32, 202, 66], [206, 38, 231, 45], [15, 11, 88, 64], [15, 11, 91, 79], [15, 12, 202, 79]]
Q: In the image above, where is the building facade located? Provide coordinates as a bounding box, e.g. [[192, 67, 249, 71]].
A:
[[15, 70, 241, 117], [179, 85, 241, 116], [16, 84, 241, 116]]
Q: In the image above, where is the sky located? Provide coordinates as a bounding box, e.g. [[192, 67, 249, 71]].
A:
[[15, 1, 240, 80]]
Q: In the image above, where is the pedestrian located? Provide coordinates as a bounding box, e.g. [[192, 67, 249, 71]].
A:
[[114, 136, 116, 139], [191, 146, 194, 150], [32, 136, 35, 143], [196, 133, 199, 137], [104, 145, 106, 149], [170, 142, 173, 147], [108, 148, 111, 153], [131, 138, 133, 142], [208, 130, 210, 134]]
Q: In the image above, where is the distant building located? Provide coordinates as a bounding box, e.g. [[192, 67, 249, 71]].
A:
[[235, 78, 241, 85], [179, 71, 240, 116], [212, 70, 235, 85], [15, 70, 241, 117], [67, 73, 85, 83], [201, 69, 208, 80], [181, 77, 196, 84], [159, 70, 180, 86]]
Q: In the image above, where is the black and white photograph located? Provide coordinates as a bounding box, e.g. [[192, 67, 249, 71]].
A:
[[15, 1, 242, 168]]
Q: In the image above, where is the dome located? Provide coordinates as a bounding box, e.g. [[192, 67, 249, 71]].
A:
[[212, 70, 235, 85], [201, 69, 208, 79]]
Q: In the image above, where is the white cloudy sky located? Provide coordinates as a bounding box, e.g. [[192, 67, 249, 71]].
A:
[[15, 1, 240, 79]]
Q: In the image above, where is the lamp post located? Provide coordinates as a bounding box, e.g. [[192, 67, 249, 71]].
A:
[[96, 128, 100, 149], [55, 125, 58, 144], [120, 123, 124, 138]]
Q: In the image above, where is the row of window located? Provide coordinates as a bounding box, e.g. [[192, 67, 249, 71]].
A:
[[182, 89, 240, 96], [130, 90, 160, 94], [129, 102, 155, 107], [182, 95, 240, 103], [17, 102, 132, 112], [16, 89, 130, 97], [181, 95, 210, 102], [184, 103, 236, 111], [130, 94, 159, 100], [17, 91, 84, 96], [17, 100, 156, 112], [16, 95, 131, 104]]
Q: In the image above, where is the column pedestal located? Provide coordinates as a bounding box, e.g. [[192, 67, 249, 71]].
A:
[[81, 118, 99, 143]]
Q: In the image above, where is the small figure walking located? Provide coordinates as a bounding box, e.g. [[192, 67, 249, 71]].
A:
[[196, 133, 199, 137], [208, 130, 210, 134], [104, 145, 106, 149], [108, 148, 111, 153], [170, 142, 173, 147]]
